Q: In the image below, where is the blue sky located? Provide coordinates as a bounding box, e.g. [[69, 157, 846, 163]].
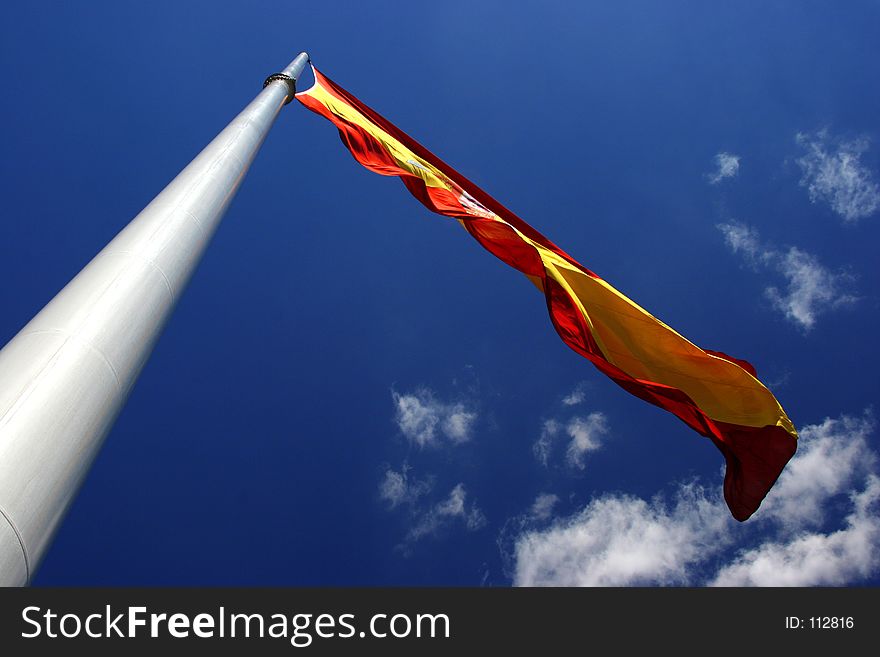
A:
[[2, 1, 879, 585]]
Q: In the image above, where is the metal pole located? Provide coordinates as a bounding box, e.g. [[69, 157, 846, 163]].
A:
[[0, 52, 309, 586]]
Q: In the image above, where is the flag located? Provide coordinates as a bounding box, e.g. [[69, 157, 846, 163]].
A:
[[296, 64, 798, 521]]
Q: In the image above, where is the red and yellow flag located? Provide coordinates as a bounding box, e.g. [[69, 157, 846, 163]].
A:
[[296, 65, 797, 521]]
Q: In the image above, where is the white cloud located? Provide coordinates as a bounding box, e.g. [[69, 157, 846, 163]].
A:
[[392, 388, 477, 447], [514, 484, 731, 586], [707, 152, 741, 184], [533, 419, 559, 467], [383, 386, 484, 550], [407, 484, 486, 542], [533, 414, 608, 469], [561, 384, 586, 406], [712, 476, 880, 586], [529, 493, 560, 522], [717, 222, 766, 264], [565, 413, 608, 469], [718, 222, 857, 330], [765, 247, 857, 330], [441, 406, 478, 444], [756, 414, 875, 530], [378, 466, 432, 509], [796, 131, 880, 222], [381, 472, 485, 549], [512, 411, 880, 586], [379, 469, 408, 508]]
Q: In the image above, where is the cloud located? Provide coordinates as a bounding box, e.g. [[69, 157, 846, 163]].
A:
[[717, 222, 765, 264], [718, 222, 857, 330], [756, 412, 876, 530], [711, 476, 880, 586], [512, 411, 880, 586], [442, 408, 477, 443], [561, 383, 587, 406], [533, 419, 559, 467], [565, 413, 608, 469], [378, 466, 432, 509], [533, 413, 608, 469], [707, 152, 741, 184], [514, 484, 731, 586], [765, 247, 858, 329], [796, 130, 880, 222], [380, 470, 486, 548], [392, 388, 477, 447], [381, 474, 485, 551], [407, 484, 487, 542], [383, 385, 485, 551], [529, 493, 560, 522]]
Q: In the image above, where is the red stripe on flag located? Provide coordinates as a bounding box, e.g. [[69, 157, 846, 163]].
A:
[[306, 67, 600, 279], [297, 67, 797, 521]]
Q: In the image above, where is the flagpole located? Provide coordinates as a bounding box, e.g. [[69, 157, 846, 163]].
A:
[[0, 52, 309, 586]]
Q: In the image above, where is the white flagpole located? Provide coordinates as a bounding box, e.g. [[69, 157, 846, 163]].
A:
[[0, 52, 309, 586]]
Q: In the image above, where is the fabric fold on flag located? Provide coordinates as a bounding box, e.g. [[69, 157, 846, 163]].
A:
[[296, 64, 798, 521]]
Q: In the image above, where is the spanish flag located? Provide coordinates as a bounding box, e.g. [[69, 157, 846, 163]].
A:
[[296, 65, 797, 521]]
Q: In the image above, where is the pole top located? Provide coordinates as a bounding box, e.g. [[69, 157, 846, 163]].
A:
[[282, 52, 310, 79], [263, 52, 310, 105]]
